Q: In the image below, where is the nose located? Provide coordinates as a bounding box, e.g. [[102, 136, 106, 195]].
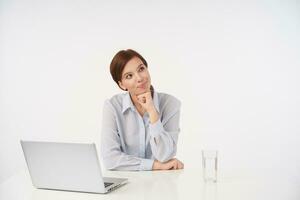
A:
[[136, 73, 143, 82]]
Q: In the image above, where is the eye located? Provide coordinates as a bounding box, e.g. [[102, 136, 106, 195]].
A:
[[138, 66, 146, 72], [125, 74, 132, 79]]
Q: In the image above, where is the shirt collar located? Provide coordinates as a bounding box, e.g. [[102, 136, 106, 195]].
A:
[[122, 90, 160, 114], [122, 92, 135, 113]]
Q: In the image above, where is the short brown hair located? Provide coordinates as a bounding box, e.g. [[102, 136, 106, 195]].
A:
[[110, 49, 148, 90]]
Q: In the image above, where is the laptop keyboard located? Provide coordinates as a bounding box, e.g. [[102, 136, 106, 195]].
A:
[[104, 182, 114, 188]]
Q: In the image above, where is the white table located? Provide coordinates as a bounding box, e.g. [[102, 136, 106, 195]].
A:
[[0, 168, 299, 200]]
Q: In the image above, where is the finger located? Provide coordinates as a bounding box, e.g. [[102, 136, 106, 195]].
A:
[[137, 91, 151, 99], [173, 161, 178, 170], [178, 161, 184, 169], [173, 162, 177, 170], [170, 161, 177, 170], [167, 164, 173, 170], [167, 162, 174, 170], [137, 96, 146, 103], [170, 164, 174, 170], [166, 159, 177, 170], [145, 91, 151, 98], [176, 162, 180, 170], [164, 162, 172, 170], [178, 160, 184, 169], [137, 97, 145, 104], [137, 92, 148, 98]]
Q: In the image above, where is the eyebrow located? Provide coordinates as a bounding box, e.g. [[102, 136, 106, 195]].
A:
[[122, 63, 145, 78]]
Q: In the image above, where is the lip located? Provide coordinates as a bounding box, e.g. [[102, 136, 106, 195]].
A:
[[137, 82, 147, 89]]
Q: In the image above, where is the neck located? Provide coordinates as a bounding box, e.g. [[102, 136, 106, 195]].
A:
[[130, 94, 145, 116], [130, 94, 139, 107]]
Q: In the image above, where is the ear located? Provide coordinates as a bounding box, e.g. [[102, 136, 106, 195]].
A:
[[118, 81, 127, 91]]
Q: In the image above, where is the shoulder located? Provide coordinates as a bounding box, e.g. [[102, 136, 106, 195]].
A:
[[157, 92, 181, 112], [107, 93, 125, 105], [157, 92, 181, 107], [103, 93, 126, 111]]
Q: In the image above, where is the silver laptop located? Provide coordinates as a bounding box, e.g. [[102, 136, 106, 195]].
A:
[[20, 140, 127, 194]]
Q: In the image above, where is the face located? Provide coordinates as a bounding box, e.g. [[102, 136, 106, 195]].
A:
[[118, 56, 151, 96]]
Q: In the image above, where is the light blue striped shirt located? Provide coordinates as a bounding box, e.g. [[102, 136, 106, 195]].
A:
[[100, 91, 181, 171]]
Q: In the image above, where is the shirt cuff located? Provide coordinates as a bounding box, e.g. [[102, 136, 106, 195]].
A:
[[140, 159, 154, 171], [149, 120, 164, 138]]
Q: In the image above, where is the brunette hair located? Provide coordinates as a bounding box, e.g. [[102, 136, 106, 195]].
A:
[[110, 49, 153, 94]]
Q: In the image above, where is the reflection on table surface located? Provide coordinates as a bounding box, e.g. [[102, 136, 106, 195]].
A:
[[1, 168, 299, 200]]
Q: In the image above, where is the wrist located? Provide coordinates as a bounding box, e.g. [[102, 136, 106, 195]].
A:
[[147, 106, 158, 121], [147, 105, 156, 114], [152, 160, 161, 170]]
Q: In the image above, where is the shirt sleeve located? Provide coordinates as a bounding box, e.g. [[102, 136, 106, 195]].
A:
[[100, 100, 154, 171], [149, 97, 181, 162]]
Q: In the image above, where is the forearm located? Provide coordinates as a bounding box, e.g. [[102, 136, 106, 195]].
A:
[[148, 108, 180, 162], [101, 149, 154, 171], [150, 135, 177, 162], [147, 107, 159, 124]]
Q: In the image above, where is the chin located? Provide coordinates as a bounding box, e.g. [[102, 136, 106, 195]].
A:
[[135, 89, 146, 95]]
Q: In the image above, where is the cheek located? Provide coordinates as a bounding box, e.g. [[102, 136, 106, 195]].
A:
[[146, 73, 151, 83], [142, 71, 150, 80], [125, 80, 137, 90]]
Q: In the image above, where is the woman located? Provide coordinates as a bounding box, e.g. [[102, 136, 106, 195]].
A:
[[101, 49, 184, 171]]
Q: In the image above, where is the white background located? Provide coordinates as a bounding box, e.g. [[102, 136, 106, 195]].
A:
[[1, 0, 299, 185]]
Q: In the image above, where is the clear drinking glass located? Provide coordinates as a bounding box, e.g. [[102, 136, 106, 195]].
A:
[[202, 150, 218, 182]]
